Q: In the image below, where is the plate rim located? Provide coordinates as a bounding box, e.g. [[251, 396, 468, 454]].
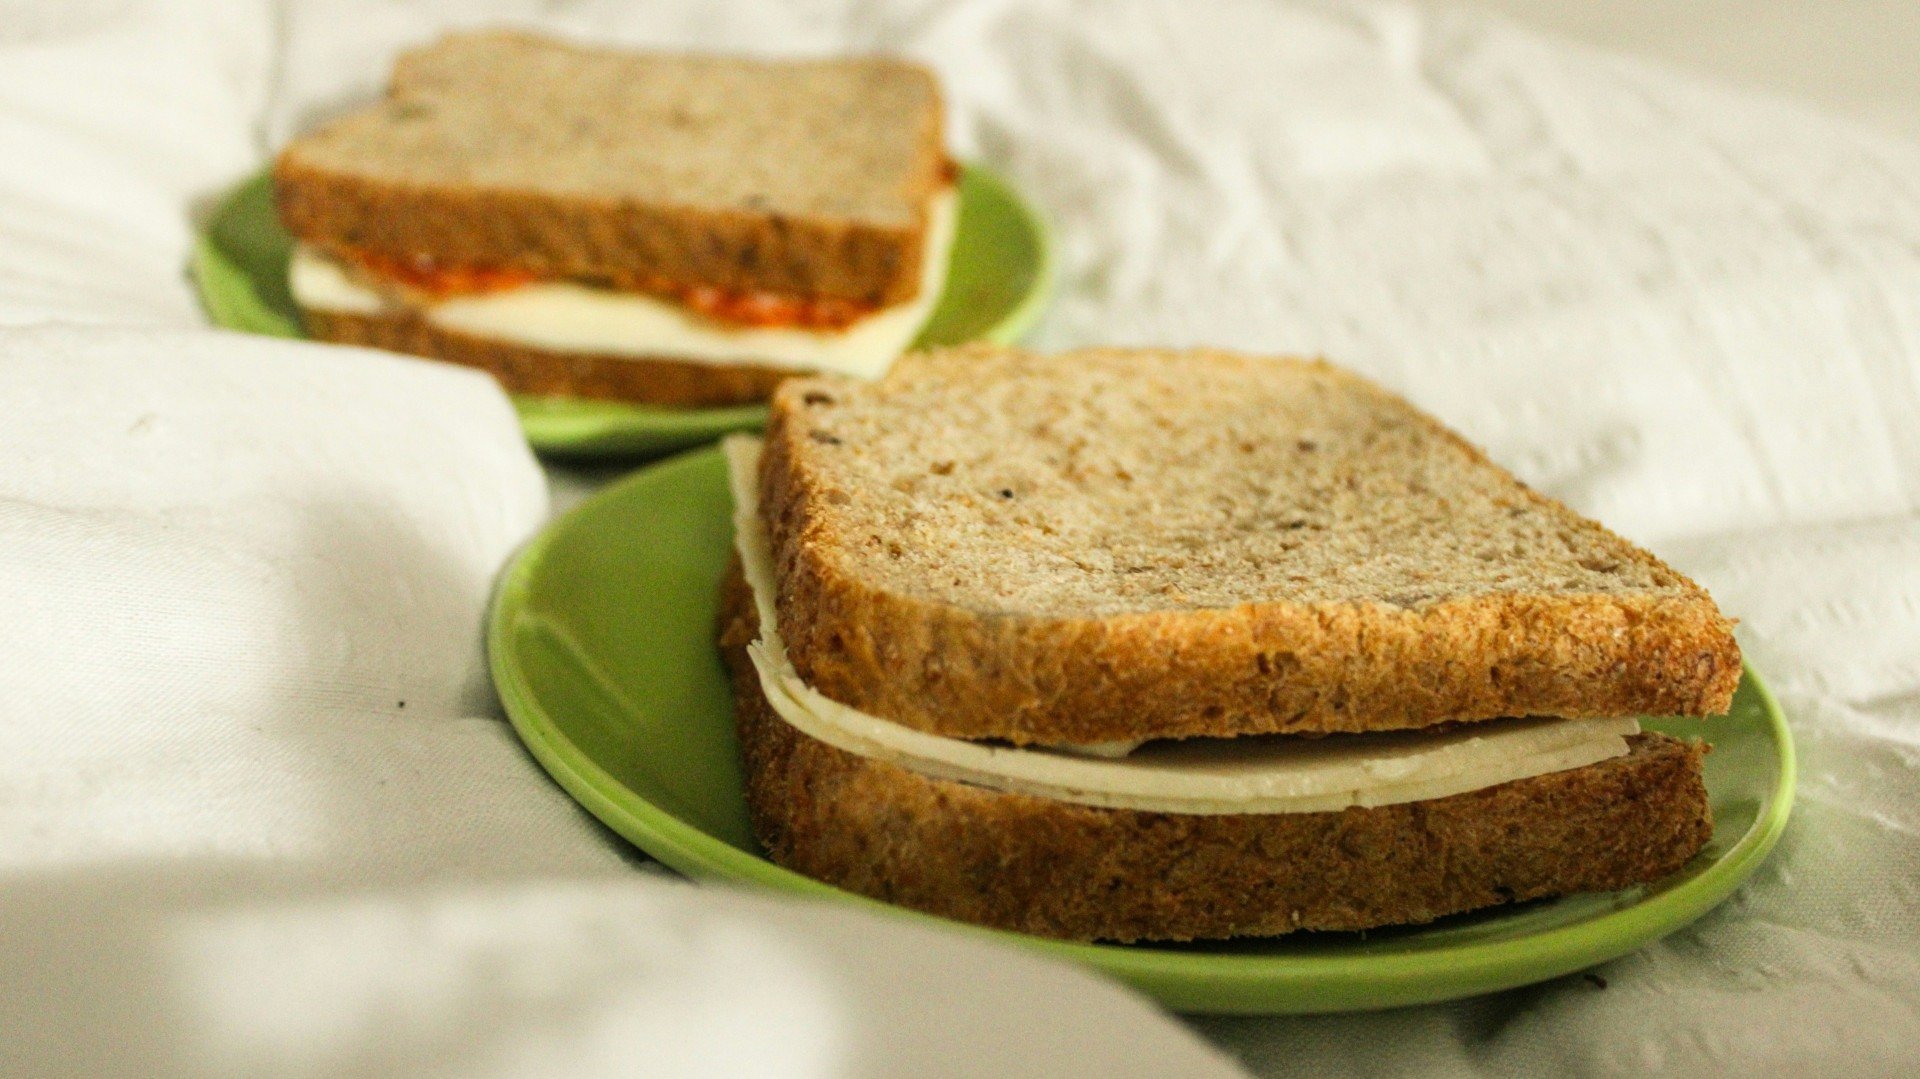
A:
[[191, 163, 1053, 455], [490, 444, 1797, 1015]]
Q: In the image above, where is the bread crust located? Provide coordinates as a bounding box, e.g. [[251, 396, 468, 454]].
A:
[[275, 33, 946, 305], [278, 165, 933, 306], [303, 307, 790, 407], [720, 570, 1714, 943], [760, 347, 1743, 744]]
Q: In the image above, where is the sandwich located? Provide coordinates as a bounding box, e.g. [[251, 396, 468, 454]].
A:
[[275, 31, 954, 406], [716, 345, 1741, 943]]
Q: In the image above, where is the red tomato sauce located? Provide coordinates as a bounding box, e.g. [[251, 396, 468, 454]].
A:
[[341, 248, 877, 331]]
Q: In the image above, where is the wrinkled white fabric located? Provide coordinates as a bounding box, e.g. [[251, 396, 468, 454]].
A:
[[3, 0, 1918, 1075], [0, 4, 1243, 1076]]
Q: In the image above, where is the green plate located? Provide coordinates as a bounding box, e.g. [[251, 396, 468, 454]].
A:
[[489, 446, 1796, 1014], [193, 165, 1051, 457]]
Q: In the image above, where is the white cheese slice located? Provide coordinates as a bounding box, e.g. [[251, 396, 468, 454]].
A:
[[722, 435, 1639, 816], [288, 247, 386, 315], [289, 186, 959, 379]]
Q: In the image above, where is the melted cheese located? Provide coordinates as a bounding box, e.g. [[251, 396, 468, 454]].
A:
[[289, 187, 958, 379], [723, 435, 1637, 816]]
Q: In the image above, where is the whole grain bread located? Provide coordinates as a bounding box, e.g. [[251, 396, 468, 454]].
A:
[[760, 345, 1741, 744], [276, 30, 946, 304], [303, 307, 788, 406], [720, 572, 1714, 943]]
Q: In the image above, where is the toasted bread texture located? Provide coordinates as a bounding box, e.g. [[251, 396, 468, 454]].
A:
[[719, 570, 1714, 943], [759, 345, 1741, 744], [302, 308, 787, 407], [276, 31, 946, 304]]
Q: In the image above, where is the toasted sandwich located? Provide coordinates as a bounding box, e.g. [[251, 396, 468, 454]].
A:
[[276, 31, 954, 406], [717, 345, 1740, 943]]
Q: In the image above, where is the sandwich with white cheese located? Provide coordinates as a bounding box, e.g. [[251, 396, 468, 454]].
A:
[[717, 345, 1740, 943], [276, 31, 954, 406]]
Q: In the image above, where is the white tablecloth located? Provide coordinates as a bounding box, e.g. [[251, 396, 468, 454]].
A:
[[5, 1, 1918, 1075]]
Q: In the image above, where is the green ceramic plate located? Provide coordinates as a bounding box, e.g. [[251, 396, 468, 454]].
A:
[[489, 446, 1796, 1014], [193, 166, 1051, 457]]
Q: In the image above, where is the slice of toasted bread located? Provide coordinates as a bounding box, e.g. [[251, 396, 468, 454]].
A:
[[720, 569, 1713, 943], [276, 30, 946, 305], [303, 308, 787, 407], [759, 345, 1740, 744]]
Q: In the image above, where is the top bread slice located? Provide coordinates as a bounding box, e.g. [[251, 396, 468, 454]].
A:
[[276, 30, 946, 305], [757, 345, 1742, 745]]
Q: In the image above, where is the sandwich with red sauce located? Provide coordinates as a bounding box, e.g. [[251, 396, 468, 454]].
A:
[[276, 30, 955, 406]]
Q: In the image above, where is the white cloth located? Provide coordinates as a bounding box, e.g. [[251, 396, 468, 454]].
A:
[[0, 5, 1239, 1077], [3, 0, 1918, 1075]]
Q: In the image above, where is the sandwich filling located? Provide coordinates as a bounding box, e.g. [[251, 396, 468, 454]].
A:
[[289, 185, 959, 379], [724, 435, 1639, 815]]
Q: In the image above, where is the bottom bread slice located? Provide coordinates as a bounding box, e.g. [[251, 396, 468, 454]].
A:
[[720, 570, 1713, 943], [303, 307, 791, 407]]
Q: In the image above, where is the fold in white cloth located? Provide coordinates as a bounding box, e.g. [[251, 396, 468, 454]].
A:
[[3, 0, 1919, 1076]]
